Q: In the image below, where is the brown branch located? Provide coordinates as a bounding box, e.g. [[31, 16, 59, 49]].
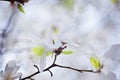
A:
[[53, 54, 57, 64], [20, 61, 94, 80], [48, 70, 53, 77], [20, 45, 95, 80], [20, 65, 40, 80], [53, 64, 93, 73]]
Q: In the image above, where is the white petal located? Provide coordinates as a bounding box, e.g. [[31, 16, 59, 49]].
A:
[[106, 72, 117, 80], [12, 72, 22, 79], [104, 44, 120, 62], [98, 72, 117, 80], [82, 73, 101, 80], [0, 71, 7, 80], [101, 58, 113, 76], [102, 67, 110, 76], [0, 71, 4, 77], [39, 51, 46, 72], [3, 60, 17, 77], [11, 66, 20, 75]]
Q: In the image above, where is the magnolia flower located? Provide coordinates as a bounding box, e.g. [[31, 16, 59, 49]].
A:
[[26, 33, 74, 72], [84, 44, 120, 80], [32, 40, 74, 72], [31, 40, 61, 71], [0, 60, 22, 80]]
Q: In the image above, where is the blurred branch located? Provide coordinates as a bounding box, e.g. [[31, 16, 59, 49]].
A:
[[0, 0, 29, 4], [0, 0, 9, 1], [0, 8, 17, 55]]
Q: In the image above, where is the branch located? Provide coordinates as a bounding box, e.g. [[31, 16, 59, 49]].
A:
[[48, 70, 53, 77], [0, 0, 9, 1], [20, 65, 40, 80], [20, 45, 96, 80], [0, 7, 17, 55], [53, 54, 57, 64], [53, 64, 93, 73]]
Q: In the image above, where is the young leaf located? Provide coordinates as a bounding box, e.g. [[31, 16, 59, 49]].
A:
[[46, 51, 53, 56], [90, 56, 100, 69], [32, 46, 45, 57], [111, 0, 117, 4], [62, 50, 73, 54], [17, 4, 25, 14], [61, 0, 74, 9]]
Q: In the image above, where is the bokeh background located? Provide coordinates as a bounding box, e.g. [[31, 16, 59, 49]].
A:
[[0, 0, 120, 80]]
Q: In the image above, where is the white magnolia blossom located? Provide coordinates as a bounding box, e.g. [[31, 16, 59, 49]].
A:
[[84, 44, 120, 80], [0, 60, 22, 80], [39, 41, 63, 72]]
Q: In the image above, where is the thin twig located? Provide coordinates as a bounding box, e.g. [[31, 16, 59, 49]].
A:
[[20, 65, 40, 80], [48, 70, 53, 77], [53, 54, 57, 64], [53, 64, 93, 73]]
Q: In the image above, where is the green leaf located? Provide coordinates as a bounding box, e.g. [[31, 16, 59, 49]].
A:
[[62, 0, 74, 9], [46, 51, 53, 56], [90, 56, 100, 69], [17, 4, 25, 14], [111, 0, 117, 4], [62, 50, 73, 54], [32, 46, 45, 57]]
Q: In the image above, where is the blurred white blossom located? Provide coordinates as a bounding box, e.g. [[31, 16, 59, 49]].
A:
[[84, 44, 120, 80], [0, 60, 22, 80], [35, 41, 64, 72]]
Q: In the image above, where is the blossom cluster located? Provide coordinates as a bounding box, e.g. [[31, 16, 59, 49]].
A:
[[0, 44, 120, 80]]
